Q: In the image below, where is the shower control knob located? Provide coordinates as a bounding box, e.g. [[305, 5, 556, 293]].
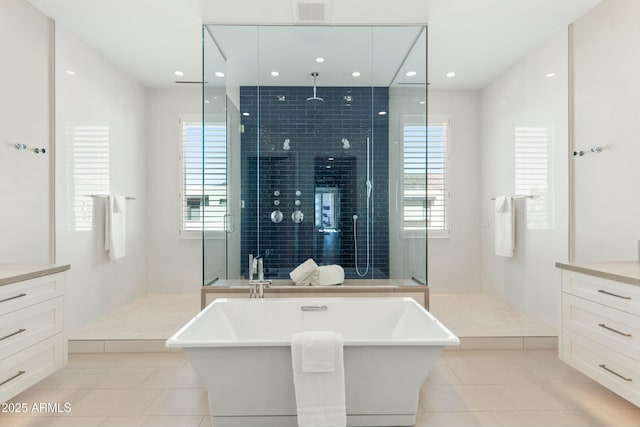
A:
[[295, 190, 301, 197], [274, 200, 280, 206], [295, 200, 301, 206], [291, 210, 304, 224], [274, 190, 280, 196]]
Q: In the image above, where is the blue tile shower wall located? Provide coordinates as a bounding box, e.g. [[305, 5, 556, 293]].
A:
[[240, 86, 389, 279]]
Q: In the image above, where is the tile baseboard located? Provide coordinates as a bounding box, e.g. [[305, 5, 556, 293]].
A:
[[69, 336, 557, 354]]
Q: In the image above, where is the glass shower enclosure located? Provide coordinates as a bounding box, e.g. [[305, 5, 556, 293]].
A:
[[202, 25, 428, 284]]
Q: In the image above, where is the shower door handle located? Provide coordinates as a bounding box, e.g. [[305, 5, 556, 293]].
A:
[[224, 214, 234, 233]]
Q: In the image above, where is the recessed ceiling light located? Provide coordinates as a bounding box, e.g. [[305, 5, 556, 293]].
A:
[[446, 72, 456, 78], [352, 71, 361, 77], [242, 112, 250, 117], [378, 111, 387, 116], [65, 70, 75, 76], [405, 71, 417, 77], [214, 71, 225, 78], [545, 72, 556, 78], [174, 70, 184, 77], [315, 57, 325, 63], [271, 71, 280, 77]]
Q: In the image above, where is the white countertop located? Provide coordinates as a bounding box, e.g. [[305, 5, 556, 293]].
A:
[[0, 264, 71, 286], [555, 260, 640, 287]]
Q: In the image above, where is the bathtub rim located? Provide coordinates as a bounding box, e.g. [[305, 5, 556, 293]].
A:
[[166, 296, 460, 348]]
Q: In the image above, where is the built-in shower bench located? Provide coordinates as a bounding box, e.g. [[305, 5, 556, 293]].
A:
[[201, 278, 429, 310]]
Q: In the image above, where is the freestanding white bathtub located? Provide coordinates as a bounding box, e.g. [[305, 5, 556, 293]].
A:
[[166, 297, 459, 427]]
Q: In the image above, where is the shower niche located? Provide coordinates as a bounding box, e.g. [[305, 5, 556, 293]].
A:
[[203, 25, 428, 283]]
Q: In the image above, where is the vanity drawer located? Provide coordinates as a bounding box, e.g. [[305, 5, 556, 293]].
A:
[[0, 297, 64, 361], [562, 293, 639, 361], [561, 328, 640, 407], [0, 333, 65, 404], [0, 273, 64, 315], [561, 270, 640, 315]]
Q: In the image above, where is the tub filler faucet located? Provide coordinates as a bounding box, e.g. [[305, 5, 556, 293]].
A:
[[248, 254, 271, 298]]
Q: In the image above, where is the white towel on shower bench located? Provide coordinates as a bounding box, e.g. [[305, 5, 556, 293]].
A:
[[291, 331, 346, 427]]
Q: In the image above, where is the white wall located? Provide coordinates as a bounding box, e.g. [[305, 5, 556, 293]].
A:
[[428, 91, 482, 293], [55, 25, 148, 331], [0, 0, 52, 263], [480, 30, 569, 327], [571, 0, 640, 261], [389, 88, 481, 291], [146, 88, 229, 292]]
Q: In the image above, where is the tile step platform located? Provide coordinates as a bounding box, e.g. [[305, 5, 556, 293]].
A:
[[68, 335, 558, 353]]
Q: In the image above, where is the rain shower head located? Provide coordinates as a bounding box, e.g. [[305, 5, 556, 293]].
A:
[[306, 72, 324, 103]]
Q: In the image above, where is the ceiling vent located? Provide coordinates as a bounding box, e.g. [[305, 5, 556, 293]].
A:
[[293, 0, 330, 23]]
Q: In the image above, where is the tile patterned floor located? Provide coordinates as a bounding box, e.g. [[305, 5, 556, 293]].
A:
[[2, 350, 639, 427]]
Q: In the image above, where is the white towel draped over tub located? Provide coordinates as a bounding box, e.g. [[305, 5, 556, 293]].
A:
[[291, 331, 346, 427], [494, 195, 514, 257], [105, 194, 126, 260]]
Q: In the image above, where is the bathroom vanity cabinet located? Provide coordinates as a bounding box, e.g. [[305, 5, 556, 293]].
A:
[[0, 264, 69, 402], [557, 261, 640, 407]]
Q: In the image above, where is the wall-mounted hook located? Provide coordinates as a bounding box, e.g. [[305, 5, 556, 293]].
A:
[[15, 143, 27, 151], [573, 146, 603, 157], [34, 148, 46, 154]]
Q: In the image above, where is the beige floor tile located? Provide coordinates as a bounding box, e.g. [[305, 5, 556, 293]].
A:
[[437, 350, 472, 366], [98, 415, 205, 427], [522, 362, 596, 384], [30, 368, 82, 389], [450, 385, 518, 411], [143, 389, 209, 416], [496, 384, 572, 410], [421, 384, 516, 412], [118, 352, 188, 368], [459, 350, 541, 365], [66, 353, 127, 368], [415, 411, 500, 427], [0, 416, 106, 427], [69, 389, 162, 417], [490, 410, 598, 427], [540, 382, 638, 410], [449, 363, 535, 385], [59, 367, 155, 389], [139, 366, 204, 389], [585, 406, 640, 427], [423, 365, 463, 386], [420, 384, 472, 412]]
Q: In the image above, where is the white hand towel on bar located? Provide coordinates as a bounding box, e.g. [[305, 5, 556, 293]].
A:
[[291, 331, 346, 427], [290, 258, 320, 286], [494, 195, 514, 257], [105, 194, 126, 260]]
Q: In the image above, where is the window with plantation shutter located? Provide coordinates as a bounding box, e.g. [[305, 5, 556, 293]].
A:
[[402, 115, 449, 237], [180, 116, 227, 235]]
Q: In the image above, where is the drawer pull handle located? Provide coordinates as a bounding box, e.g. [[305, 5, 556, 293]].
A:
[[598, 323, 632, 337], [599, 364, 632, 382], [0, 328, 26, 342], [0, 370, 26, 387], [598, 290, 631, 300], [0, 293, 27, 304]]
